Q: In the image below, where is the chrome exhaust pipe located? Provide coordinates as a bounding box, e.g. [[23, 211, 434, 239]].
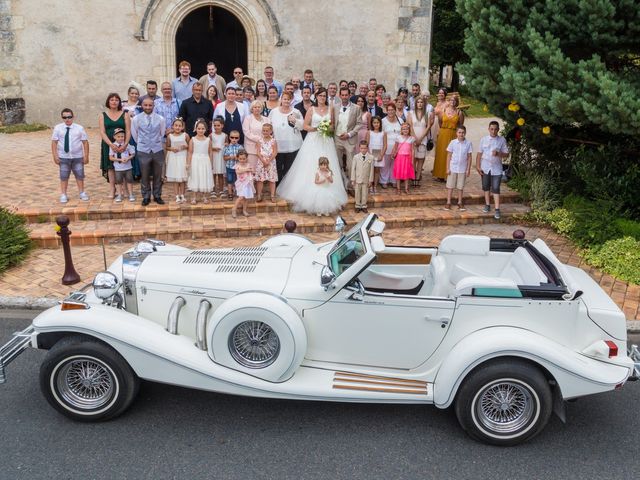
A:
[[166, 297, 186, 334], [195, 299, 211, 350]]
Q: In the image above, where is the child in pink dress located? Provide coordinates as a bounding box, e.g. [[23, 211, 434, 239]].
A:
[[255, 123, 278, 203], [232, 149, 255, 218], [391, 122, 415, 194]]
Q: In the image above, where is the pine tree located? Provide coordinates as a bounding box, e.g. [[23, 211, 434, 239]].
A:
[[458, 0, 640, 133], [457, 0, 640, 212]]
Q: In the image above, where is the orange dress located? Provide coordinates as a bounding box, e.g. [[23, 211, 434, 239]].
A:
[[433, 111, 459, 180]]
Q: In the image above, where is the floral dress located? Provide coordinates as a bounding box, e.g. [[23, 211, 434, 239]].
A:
[[255, 138, 278, 182]]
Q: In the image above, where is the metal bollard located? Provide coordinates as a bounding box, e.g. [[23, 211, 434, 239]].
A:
[[56, 215, 81, 285]]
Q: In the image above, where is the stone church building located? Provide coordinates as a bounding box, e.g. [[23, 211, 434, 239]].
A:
[[0, 0, 433, 126]]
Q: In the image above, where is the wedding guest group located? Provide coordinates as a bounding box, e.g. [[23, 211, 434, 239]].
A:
[[70, 59, 507, 218]]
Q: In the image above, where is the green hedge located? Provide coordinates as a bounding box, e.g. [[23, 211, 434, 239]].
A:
[[0, 208, 32, 274]]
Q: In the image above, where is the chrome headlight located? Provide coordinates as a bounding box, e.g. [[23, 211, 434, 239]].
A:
[[93, 271, 120, 300]]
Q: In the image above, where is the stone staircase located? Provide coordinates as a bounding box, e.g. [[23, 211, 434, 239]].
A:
[[25, 185, 527, 248]]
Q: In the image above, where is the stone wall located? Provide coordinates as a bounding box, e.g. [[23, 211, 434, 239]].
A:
[[12, 0, 432, 127], [0, 0, 25, 125]]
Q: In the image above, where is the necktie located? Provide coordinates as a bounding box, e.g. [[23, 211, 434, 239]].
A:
[[64, 127, 70, 153], [342, 107, 347, 112], [362, 155, 366, 161]]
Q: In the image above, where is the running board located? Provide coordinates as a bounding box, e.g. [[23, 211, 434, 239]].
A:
[[333, 371, 428, 396]]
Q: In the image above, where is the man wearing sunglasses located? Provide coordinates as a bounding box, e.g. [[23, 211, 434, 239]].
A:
[[51, 108, 90, 203]]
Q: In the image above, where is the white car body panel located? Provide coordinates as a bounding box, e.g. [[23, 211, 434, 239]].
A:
[[19, 214, 635, 412]]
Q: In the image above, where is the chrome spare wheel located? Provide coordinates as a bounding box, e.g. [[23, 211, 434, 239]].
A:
[[475, 380, 535, 434], [55, 356, 116, 411], [229, 320, 280, 368]]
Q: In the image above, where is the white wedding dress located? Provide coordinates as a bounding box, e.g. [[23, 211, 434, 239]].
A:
[[277, 109, 348, 215]]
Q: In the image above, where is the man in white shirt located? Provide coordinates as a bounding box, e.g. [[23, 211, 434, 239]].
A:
[[327, 83, 339, 106], [476, 120, 509, 219], [445, 126, 473, 210], [51, 108, 90, 203]]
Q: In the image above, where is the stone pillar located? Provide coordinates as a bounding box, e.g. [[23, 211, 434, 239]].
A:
[[0, 0, 25, 126]]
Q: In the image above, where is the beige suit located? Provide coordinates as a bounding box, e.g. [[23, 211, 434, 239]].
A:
[[351, 152, 374, 208], [198, 74, 227, 100], [333, 102, 363, 188]]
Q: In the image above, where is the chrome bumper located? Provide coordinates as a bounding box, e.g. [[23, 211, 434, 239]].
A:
[[630, 345, 640, 381], [0, 325, 35, 384]]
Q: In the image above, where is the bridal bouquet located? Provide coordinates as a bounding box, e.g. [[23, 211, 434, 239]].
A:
[[317, 119, 333, 138]]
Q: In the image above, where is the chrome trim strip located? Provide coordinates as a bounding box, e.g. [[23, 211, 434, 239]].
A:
[[630, 345, 640, 380], [166, 296, 186, 335], [0, 325, 35, 384], [195, 299, 211, 351]]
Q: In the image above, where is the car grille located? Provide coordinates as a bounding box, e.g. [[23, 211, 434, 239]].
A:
[[183, 247, 267, 273]]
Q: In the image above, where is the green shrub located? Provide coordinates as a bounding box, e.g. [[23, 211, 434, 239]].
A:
[[0, 208, 32, 274], [615, 218, 640, 240], [561, 195, 621, 247], [532, 208, 576, 236], [572, 144, 640, 216], [584, 237, 640, 285]]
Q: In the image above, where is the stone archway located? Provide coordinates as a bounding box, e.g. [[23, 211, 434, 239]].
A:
[[144, 0, 284, 83]]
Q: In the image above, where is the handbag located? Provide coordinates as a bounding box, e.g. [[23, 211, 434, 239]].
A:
[[426, 132, 434, 151]]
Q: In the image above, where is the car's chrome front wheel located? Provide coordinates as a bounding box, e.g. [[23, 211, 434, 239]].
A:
[[455, 360, 552, 446], [40, 336, 139, 421]]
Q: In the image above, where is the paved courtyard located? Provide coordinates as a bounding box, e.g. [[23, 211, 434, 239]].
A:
[[0, 118, 637, 320]]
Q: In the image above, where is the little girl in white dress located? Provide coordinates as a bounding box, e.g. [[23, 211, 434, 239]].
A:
[[165, 118, 189, 203], [310, 157, 341, 216], [187, 119, 213, 204], [210, 117, 226, 198]]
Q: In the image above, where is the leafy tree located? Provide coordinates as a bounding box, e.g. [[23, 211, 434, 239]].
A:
[[431, 0, 469, 89], [457, 0, 640, 215]]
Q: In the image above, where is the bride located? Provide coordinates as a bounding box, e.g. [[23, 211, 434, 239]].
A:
[[277, 87, 348, 215]]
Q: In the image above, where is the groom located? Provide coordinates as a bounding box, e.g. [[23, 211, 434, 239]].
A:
[[333, 87, 362, 190]]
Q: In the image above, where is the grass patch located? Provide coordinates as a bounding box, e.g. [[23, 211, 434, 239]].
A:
[[458, 96, 494, 117], [0, 123, 49, 134]]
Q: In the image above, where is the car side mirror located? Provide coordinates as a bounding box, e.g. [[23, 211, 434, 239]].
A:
[[320, 266, 336, 291]]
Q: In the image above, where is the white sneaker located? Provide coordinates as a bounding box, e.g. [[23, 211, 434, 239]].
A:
[[128, 195, 136, 202], [79, 191, 90, 201], [59, 193, 68, 203], [114, 194, 123, 203]]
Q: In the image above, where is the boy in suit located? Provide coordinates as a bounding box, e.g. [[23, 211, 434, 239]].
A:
[[351, 141, 375, 213]]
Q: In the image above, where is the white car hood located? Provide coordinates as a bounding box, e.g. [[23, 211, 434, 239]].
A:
[[135, 245, 301, 295]]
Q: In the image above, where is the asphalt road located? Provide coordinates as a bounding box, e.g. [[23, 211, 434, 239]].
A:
[[1, 310, 639, 480]]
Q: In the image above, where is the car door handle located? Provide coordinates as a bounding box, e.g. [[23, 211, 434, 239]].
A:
[[424, 316, 450, 327]]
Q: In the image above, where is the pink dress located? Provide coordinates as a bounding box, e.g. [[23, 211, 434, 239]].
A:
[[255, 138, 278, 182], [235, 167, 255, 199], [393, 136, 415, 180]]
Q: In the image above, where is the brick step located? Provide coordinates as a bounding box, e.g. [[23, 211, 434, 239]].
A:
[[19, 190, 522, 224], [29, 203, 530, 248]]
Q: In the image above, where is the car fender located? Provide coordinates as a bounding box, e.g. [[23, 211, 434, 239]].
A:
[[208, 291, 307, 383], [433, 326, 631, 408]]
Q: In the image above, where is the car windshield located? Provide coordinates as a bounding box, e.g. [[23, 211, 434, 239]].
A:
[[328, 230, 366, 276]]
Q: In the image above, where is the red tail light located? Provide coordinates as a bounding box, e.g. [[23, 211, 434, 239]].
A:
[[605, 340, 618, 358]]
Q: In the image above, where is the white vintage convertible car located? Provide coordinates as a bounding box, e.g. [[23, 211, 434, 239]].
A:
[[2, 214, 639, 446]]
